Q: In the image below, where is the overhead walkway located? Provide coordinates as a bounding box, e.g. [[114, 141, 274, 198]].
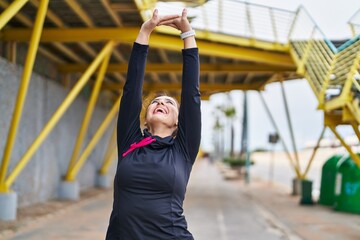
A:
[[0, 0, 359, 221], [288, 8, 360, 170]]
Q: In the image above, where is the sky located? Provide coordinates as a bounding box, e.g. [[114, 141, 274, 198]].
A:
[[199, 0, 360, 153]]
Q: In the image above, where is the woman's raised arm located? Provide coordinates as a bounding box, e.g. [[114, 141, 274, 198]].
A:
[[162, 9, 201, 163], [117, 10, 180, 155]]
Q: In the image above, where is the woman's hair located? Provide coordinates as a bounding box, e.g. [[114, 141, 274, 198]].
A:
[[143, 92, 180, 137]]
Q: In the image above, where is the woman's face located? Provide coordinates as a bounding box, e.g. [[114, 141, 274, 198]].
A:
[[145, 96, 179, 130]]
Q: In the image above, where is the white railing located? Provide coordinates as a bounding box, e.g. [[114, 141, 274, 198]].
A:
[[154, 0, 296, 44], [348, 9, 360, 37]]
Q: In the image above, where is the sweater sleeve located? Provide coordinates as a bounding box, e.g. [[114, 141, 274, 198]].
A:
[[117, 42, 148, 156], [176, 48, 201, 163]]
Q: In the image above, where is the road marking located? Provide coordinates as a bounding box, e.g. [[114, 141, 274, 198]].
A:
[[217, 209, 228, 240], [255, 204, 303, 240]]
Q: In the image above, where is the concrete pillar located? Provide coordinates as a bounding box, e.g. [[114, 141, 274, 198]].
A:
[[292, 178, 302, 196], [58, 181, 79, 200], [96, 173, 111, 189], [0, 191, 17, 221]]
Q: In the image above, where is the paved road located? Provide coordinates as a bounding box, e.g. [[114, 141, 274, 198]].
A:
[[7, 159, 286, 240], [185, 160, 285, 240]]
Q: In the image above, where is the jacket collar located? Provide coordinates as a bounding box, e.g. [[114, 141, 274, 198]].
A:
[[143, 128, 174, 149]]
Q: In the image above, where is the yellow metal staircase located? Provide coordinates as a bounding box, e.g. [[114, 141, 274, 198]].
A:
[[288, 7, 360, 167]]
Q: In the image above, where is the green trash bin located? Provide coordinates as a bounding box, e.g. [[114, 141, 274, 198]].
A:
[[300, 179, 314, 205], [334, 154, 360, 214], [318, 154, 344, 206]]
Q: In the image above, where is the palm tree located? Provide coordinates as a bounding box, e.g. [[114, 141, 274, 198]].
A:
[[213, 117, 223, 158], [217, 94, 236, 157]]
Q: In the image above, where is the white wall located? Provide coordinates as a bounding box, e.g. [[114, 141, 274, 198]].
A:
[[0, 57, 116, 207]]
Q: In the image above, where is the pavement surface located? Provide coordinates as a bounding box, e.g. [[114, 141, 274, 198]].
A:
[[1, 158, 359, 240]]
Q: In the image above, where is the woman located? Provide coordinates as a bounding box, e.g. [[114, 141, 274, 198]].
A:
[[106, 9, 201, 240]]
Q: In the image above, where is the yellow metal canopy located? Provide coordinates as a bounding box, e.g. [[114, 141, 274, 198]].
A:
[[0, 0, 298, 96]]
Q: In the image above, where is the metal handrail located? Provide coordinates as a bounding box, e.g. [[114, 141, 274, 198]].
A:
[[154, 0, 296, 44], [348, 9, 360, 36], [288, 6, 337, 53]]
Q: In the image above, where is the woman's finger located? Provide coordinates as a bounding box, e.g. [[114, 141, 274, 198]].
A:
[[152, 9, 158, 20], [158, 21, 177, 27], [162, 23, 179, 29], [159, 14, 180, 23], [181, 8, 187, 19], [168, 23, 178, 29], [158, 18, 178, 26]]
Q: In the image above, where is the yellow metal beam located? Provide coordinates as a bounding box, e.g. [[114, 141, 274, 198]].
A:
[[0, 0, 66, 64], [345, 99, 360, 124], [133, 0, 155, 11], [328, 124, 360, 168], [29, 0, 64, 27], [102, 82, 265, 92], [110, 2, 140, 12], [151, 34, 294, 67], [225, 72, 235, 84], [67, 49, 112, 172], [323, 96, 348, 111], [258, 73, 279, 89], [53, 42, 86, 63], [2, 41, 115, 191], [301, 126, 326, 179], [0, 0, 32, 26], [0, 28, 295, 67], [99, 148, 117, 175], [100, 0, 123, 26], [158, 49, 177, 83], [296, 34, 316, 76], [64, 0, 94, 27], [0, 0, 29, 30], [338, 51, 360, 101], [156, 26, 289, 52], [66, 96, 121, 181], [6, 41, 17, 63], [58, 63, 296, 73], [0, 0, 49, 192], [31, 0, 123, 83], [63, 0, 127, 82], [37, 46, 65, 64], [351, 122, 360, 141], [99, 125, 118, 175]]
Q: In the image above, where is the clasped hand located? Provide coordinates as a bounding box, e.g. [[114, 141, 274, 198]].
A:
[[140, 8, 192, 35]]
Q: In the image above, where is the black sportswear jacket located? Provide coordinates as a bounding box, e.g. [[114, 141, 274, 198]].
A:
[[106, 42, 201, 240]]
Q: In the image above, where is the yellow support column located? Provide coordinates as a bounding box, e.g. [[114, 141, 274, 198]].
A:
[[6, 41, 17, 63], [3, 41, 114, 191], [67, 49, 112, 172], [0, 0, 29, 30], [97, 149, 117, 188], [99, 148, 117, 176], [96, 125, 117, 188], [0, 0, 49, 192], [328, 124, 360, 168], [66, 96, 121, 181], [98, 125, 117, 175], [351, 122, 360, 141], [301, 126, 326, 179]]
